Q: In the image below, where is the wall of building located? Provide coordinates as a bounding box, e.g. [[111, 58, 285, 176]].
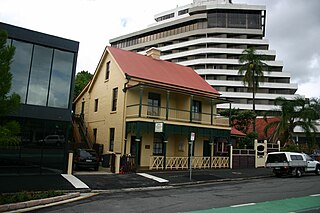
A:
[[0, 22, 79, 175], [75, 49, 127, 154]]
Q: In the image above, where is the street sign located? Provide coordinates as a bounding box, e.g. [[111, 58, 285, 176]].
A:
[[155, 122, 164, 133]]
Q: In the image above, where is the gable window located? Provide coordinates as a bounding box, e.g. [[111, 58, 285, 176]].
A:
[[109, 128, 115, 151], [192, 100, 202, 121], [153, 133, 163, 155], [106, 61, 110, 80], [94, 98, 99, 112], [148, 93, 161, 116], [112, 87, 118, 111]]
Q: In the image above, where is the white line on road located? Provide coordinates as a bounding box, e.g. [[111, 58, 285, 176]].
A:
[[137, 173, 169, 183], [231, 203, 256, 208], [61, 174, 89, 189]]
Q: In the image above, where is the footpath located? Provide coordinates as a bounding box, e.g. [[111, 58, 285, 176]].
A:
[[0, 168, 273, 212]]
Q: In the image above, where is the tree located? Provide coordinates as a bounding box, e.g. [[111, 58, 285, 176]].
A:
[[238, 47, 268, 134], [309, 97, 320, 119], [0, 29, 21, 146], [264, 96, 318, 151], [73, 70, 93, 99], [220, 108, 257, 148]]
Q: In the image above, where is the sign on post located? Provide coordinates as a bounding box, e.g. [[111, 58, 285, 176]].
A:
[[190, 132, 195, 141], [155, 122, 163, 133]]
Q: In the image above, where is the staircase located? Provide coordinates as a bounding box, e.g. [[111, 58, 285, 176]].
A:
[[72, 114, 94, 149]]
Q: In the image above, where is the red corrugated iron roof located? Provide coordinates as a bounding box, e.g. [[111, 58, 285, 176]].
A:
[[231, 127, 246, 137], [107, 46, 220, 95], [248, 117, 280, 140]]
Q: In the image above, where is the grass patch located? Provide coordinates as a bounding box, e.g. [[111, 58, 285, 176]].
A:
[[0, 191, 65, 205]]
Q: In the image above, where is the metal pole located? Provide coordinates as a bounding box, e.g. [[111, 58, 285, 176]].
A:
[[189, 140, 193, 181]]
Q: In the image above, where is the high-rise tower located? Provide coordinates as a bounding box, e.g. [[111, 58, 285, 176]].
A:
[[110, 0, 298, 114]]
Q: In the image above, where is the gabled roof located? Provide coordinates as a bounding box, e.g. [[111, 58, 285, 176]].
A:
[[107, 46, 220, 95], [231, 127, 246, 137]]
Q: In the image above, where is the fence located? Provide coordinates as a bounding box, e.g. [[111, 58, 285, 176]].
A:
[[149, 156, 229, 170]]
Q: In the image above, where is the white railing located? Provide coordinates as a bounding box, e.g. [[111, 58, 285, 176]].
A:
[[150, 156, 229, 170]]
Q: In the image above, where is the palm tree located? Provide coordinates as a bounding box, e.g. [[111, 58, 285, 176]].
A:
[[264, 97, 318, 148], [238, 47, 268, 134]]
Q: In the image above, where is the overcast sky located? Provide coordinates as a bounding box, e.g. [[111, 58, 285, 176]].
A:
[[0, 0, 319, 98]]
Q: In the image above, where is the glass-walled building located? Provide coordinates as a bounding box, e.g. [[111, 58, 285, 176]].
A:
[[0, 22, 79, 175]]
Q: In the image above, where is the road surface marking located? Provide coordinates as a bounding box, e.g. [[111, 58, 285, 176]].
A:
[[230, 203, 256, 208], [61, 174, 89, 189], [137, 173, 169, 183]]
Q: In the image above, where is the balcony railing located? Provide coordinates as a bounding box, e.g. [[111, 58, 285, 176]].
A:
[[126, 104, 229, 126]]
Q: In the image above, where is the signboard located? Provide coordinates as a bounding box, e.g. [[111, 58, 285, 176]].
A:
[[190, 132, 195, 141], [155, 122, 164, 133]]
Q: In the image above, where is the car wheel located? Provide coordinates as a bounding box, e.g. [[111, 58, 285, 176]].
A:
[[295, 168, 302, 177], [315, 165, 320, 175]]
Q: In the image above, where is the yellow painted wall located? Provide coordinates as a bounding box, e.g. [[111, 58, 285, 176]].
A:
[[74, 50, 127, 154]]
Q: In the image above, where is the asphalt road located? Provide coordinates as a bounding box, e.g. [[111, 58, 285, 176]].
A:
[[36, 175, 320, 213]]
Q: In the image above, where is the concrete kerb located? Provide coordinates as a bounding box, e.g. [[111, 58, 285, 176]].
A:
[[0, 192, 82, 212]]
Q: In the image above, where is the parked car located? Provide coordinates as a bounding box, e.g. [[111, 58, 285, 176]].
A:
[[265, 152, 320, 177], [73, 149, 99, 171], [38, 135, 65, 146]]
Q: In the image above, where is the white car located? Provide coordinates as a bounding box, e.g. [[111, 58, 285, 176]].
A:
[[39, 135, 65, 146], [265, 152, 320, 177]]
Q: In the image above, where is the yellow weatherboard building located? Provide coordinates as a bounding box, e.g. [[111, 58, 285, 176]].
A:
[[74, 46, 231, 171]]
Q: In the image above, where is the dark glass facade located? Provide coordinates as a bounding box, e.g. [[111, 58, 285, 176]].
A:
[[0, 22, 79, 175], [112, 10, 261, 49]]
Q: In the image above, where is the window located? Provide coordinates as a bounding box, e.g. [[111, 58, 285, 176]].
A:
[[93, 128, 97, 143], [109, 128, 115, 151], [178, 9, 188, 16], [248, 13, 261, 29], [106, 61, 110, 80], [48, 49, 74, 108], [11, 40, 33, 103], [112, 88, 118, 111], [148, 93, 161, 116], [27, 45, 53, 106], [153, 133, 163, 155], [192, 100, 202, 121], [94, 99, 98, 112]]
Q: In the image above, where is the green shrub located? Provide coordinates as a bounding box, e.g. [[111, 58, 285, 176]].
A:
[[0, 191, 64, 205]]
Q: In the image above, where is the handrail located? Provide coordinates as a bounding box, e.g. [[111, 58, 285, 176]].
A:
[[73, 114, 94, 149], [126, 104, 229, 126]]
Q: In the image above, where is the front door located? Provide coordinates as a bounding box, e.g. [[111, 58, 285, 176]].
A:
[[130, 136, 141, 166], [203, 140, 211, 157]]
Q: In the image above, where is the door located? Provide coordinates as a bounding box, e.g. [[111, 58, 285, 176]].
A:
[[305, 154, 317, 172], [203, 140, 211, 157], [130, 136, 141, 166]]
